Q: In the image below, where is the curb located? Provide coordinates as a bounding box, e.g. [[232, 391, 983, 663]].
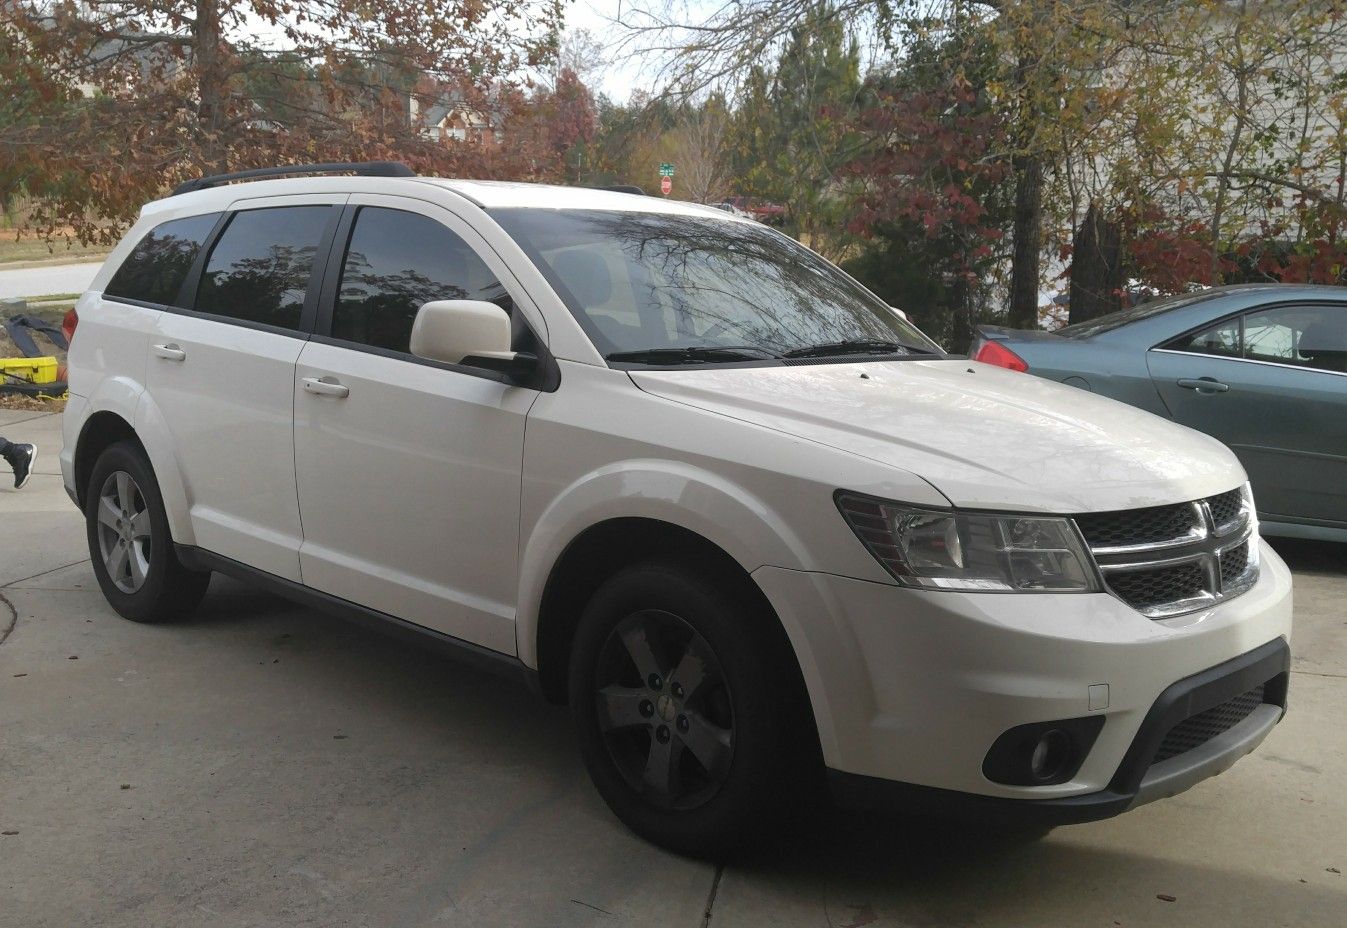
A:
[[0, 254, 109, 271]]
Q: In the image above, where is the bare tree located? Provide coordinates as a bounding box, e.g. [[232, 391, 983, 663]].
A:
[[666, 99, 733, 202]]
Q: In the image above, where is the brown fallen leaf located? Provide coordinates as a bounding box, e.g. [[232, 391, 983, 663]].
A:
[[1, 830, 17, 836], [1156, 894, 1177, 903], [1328, 867, 1341, 874]]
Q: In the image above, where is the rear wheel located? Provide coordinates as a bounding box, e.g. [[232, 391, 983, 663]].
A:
[[569, 561, 811, 856], [85, 441, 210, 623]]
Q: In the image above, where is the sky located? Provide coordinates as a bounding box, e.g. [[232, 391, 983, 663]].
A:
[[563, 0, 673, 102]]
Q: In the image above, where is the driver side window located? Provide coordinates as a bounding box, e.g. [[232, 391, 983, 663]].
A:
[[1245, 304, 1346, 372], [1169, 304, 1347, 374], [332, 206, 516, 354]]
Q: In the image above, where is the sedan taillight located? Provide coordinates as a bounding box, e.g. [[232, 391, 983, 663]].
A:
[[62, 308, 78, 345], [972, 338, 1029, 372]]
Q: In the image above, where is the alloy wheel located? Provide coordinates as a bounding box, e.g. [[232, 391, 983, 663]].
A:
[[95, 470, 152, 594], [594, 609, 735, 810]]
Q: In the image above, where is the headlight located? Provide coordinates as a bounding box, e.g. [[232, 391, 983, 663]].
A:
[[836, 493, 1101, 592]]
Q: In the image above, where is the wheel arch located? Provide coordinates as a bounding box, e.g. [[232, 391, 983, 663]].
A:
[[73, 411, 141, 510], [528, 514, 827, 787], [528, 517, 803, 716], [73, 395, 195, 545]]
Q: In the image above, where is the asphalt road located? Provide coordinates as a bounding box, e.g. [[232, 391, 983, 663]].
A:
[[0, 261, 102, 301], [1, 408, 1344, 927]]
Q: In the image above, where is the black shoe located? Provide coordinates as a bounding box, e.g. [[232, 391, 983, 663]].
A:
[[4, 443, 36, 489]]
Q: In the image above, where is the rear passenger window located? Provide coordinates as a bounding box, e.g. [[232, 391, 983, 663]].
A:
[[332, 207, 514, 354], [1169, 316, 1241, 359], [105, 213, 219, 307], [194, 206, 332, 330]]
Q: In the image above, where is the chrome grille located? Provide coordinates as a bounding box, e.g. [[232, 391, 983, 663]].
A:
[[1207, 488, 1248, 534], [1076, 503, 1199, 550], [1108, 562, 1206, 612], [1076, 486, 1258, 618], [1219, 540, 1252, 587]]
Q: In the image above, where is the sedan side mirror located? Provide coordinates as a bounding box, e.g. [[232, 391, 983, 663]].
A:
[[411, 300, 517, 365], [889, 305, 911, 322]]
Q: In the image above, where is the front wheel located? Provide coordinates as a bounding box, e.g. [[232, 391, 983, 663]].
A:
[[85, 441, 210, 623], [569, 561, 812, 856]]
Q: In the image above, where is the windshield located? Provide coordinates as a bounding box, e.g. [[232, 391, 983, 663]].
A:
[[491, 208, 941, 362]]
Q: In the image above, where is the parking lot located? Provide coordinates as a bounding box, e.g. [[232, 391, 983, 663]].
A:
[[2, 407, 1344, 928]]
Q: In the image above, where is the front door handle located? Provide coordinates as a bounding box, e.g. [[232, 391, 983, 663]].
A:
[[302, 376, 350, 399], [1176, 377, 1229, 394], [151, 343, 186, 362]]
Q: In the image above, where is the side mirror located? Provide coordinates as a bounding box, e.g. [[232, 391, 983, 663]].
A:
[[411, 300, 515, 365], [889, 305, 911, 322]]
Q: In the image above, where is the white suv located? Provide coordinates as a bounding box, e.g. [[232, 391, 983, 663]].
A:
[[62, 163, 1292, 853]]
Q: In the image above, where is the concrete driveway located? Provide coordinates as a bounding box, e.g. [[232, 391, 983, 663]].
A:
[[1, 408, 1344, 927]]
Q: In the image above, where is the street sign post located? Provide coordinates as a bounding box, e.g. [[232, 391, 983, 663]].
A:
[[660, 176, 672, 196]]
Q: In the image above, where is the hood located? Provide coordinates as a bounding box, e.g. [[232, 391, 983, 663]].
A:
[[630, 359, 1244, 513]]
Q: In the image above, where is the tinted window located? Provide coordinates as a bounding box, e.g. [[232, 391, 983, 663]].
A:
[[333, 207, 514, 353], [492, 208, 939, 360], [105, 213, 219, 306], [1172, 316, 1241, 358], [194, 206, 332, 330]]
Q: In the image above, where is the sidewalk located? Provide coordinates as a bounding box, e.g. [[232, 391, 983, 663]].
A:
[[0, 261, 103, 300]]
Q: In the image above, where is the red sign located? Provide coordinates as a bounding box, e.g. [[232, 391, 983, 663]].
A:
[[660, 176, 672, 196]]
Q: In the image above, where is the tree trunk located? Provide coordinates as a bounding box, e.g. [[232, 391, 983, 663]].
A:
[[949, 272, 975, 354], [1008, 152, 1043, 328], [194, 0, 227, 174], [1069, 203, 1123, 324]]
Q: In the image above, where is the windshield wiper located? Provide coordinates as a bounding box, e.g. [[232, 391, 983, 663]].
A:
[[605, 346, 774, 365], [781, 339, 935, 359]]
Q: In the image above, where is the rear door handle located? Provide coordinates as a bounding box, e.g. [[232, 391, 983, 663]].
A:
[[151, 343, 186, 362], [302, 376, 350, 399], [1176, 377, 1229, 393]]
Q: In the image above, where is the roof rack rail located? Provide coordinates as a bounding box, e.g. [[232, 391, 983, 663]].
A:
[[597, 184, 646, 196], [173, 161, 416, 196]]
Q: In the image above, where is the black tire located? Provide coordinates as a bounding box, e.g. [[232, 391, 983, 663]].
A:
[[85, 440, 210, 623], [569, 560, 812, 856]]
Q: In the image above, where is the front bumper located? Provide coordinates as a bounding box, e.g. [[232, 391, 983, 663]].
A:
[[828, 637, 1288, 824], [752, 539, 1293, 816]]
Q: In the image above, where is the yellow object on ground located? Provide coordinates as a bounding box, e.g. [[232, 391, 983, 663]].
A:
[[0, 356, 59, 384]]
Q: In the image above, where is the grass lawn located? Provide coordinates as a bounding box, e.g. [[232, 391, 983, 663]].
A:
[[0, 230, 109, 264], [0, 391, 67, 411]]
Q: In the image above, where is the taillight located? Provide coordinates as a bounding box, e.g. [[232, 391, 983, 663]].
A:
[[972, 338, 1028, 372], [62, 308, 78, 345]]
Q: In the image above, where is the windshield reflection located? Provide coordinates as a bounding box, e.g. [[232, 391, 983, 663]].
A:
[[492, 209, 941, 362]]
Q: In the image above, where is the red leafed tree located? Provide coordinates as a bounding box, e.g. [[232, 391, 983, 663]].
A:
[[0, 0, 562, 242], [1122, 206, 1226, 294], [1125, 197, 1347, 294], [845, 57, 1014, 348], [543, 67, 598, 165]]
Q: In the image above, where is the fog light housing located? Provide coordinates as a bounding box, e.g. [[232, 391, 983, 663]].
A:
[[983, 716, 1105, 787], [1030, 729, 1073, 782]]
